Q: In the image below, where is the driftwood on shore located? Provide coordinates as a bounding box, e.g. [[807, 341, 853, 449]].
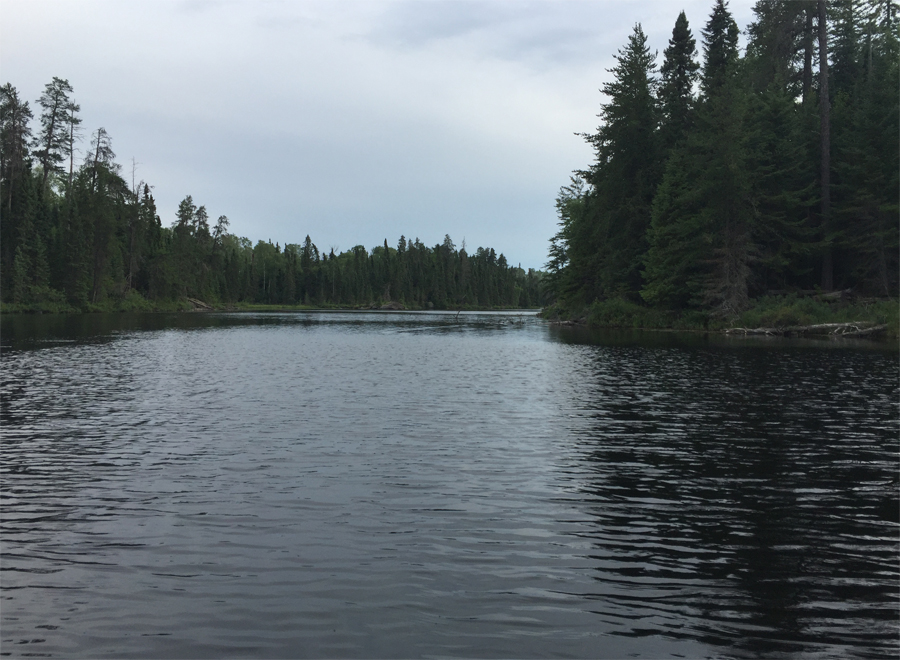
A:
[[547, 318, 888, 339], [725, 322, 887, 337], [369, 301, 405, 310], [186, 297, 213, 311], [550, 318, 586, 327]]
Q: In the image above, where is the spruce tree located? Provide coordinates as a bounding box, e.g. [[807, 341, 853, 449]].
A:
[[743, 0, 819, 292], [659, 11, 700, 149], [644, 0, 753, 315], [744, 82, 816, 292], [582, 23, 660, 299], [830, 0, 899, 294], [701, 0, 741, 95]]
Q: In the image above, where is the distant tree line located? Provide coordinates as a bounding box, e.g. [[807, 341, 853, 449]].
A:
[[0, 81, 543, 310], [546, 0, 898, 316]]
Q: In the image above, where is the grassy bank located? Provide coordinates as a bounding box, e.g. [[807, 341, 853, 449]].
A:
[[1, 290, 192, 315], [542, 295, 900, 340]]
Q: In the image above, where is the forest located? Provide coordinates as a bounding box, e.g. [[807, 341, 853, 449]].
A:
[[0, 82, 543, 312], [544, 0, 898, 322]]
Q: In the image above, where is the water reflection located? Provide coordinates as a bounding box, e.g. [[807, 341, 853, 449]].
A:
[[1, 312, 897, 659], [562, 343, 899, 657]]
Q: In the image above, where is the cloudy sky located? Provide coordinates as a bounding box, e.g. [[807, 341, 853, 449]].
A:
[[2, 0, 755, 269]]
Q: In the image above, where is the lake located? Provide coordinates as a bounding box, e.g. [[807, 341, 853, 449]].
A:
[[1, 311, 897, 659]]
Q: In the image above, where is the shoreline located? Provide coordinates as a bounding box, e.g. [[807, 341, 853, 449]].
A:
[[0, 300, 542, 315], [541, 295, 899, 343]]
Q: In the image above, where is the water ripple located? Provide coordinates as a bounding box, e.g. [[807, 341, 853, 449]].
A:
[[1, 312, 897, 658]]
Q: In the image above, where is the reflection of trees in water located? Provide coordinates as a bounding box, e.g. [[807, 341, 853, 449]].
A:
[[564, 345, 899, 655]]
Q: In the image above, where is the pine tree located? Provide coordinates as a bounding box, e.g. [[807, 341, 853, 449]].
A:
[[641, 147, 711, 308], [745, 1, 814, 96], [0, 84, 34, 296], [744, 81, 816, 292], [743, 0, 819, 292], [817, 0, 834, 290], [701, 0, 741, 95], [659, 11, 700, 149], [580, 23, 660, 299], [33, 77, 74, 189], [64, 100, 82, 192], [830, 0, 899, 294], [0, 84, 33, 216], [644, 0, 753, 315], [85, 127, 116, 193]]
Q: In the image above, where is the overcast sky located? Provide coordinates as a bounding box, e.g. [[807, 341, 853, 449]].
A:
[[2, 0, 756, 269]]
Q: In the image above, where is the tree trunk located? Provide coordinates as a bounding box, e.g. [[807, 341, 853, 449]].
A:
[[90, 135, 101, 193], [128, 219, 136, 291], [818, 0, 832, 291], [802, 7, 814, 105], [41, 107, 58, 189], [68, 116, 75, 191]]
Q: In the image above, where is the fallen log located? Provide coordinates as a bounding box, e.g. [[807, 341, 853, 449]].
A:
[[840, 324, 887, 337], [726, 322, 885, 337], [186, 297, 213, 310], [763, 288, 854, 300], [814, 288, 854, 301]]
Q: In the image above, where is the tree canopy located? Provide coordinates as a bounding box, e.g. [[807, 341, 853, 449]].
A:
[[546, 0, 898, 317], [1, 82, 543, 312]]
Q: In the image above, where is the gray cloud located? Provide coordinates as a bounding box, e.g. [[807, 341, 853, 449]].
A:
[[2, 0, 755, 270]]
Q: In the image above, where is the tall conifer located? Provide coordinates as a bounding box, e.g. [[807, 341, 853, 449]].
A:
[[33, 77, 74, 189], [582, 23, 660, 298], [659, 12, 700, 149]]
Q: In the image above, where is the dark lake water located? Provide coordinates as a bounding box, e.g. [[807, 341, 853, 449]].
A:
[[1, 311, 898, 659]]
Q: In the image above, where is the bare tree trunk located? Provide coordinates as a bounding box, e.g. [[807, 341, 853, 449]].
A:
[[803, 7, 814, 105], [41, 109, 58, 189], [68, 117, 74, 191], [818, 0, 832, 290], [90, 136, 101, 193], [128, 221, 136, 291]]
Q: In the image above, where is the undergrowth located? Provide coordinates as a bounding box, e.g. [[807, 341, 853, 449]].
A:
[[542, 295, 899, 340]]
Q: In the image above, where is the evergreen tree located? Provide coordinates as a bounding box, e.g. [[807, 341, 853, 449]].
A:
[[817, 0, 834, 290], [85, 127, 116, 192], [644, 0, 753, 315], [0, 84, 33, 216], [659, 11, 700, 149], [743, 1, 819, 292], [63, 100, 82, 191], [745, 1, 815, 96], [578, 23, 660, 299], [701, 0, 741, 95], [0, 84, 34, 293], [33, 77, 74, 189], [830, 0, 899, 294]]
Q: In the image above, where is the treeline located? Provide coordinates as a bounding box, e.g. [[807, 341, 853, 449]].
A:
[[0, 81, 543, 311], [546, 0, 898, 317]]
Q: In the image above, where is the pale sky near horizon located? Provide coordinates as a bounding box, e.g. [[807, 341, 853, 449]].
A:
[[2, 0, 755, 269]]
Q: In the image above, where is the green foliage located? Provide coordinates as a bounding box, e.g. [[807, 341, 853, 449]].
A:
[[701, 0, 741, 94], [1, 78, 544, 314], [659, 11, 700, 148], [33, 77, 73, 188], [585, 298, 673, 329], [552, 24, 662, 305], [549, 0, 898, 326], [735, 295, 899, 334]]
